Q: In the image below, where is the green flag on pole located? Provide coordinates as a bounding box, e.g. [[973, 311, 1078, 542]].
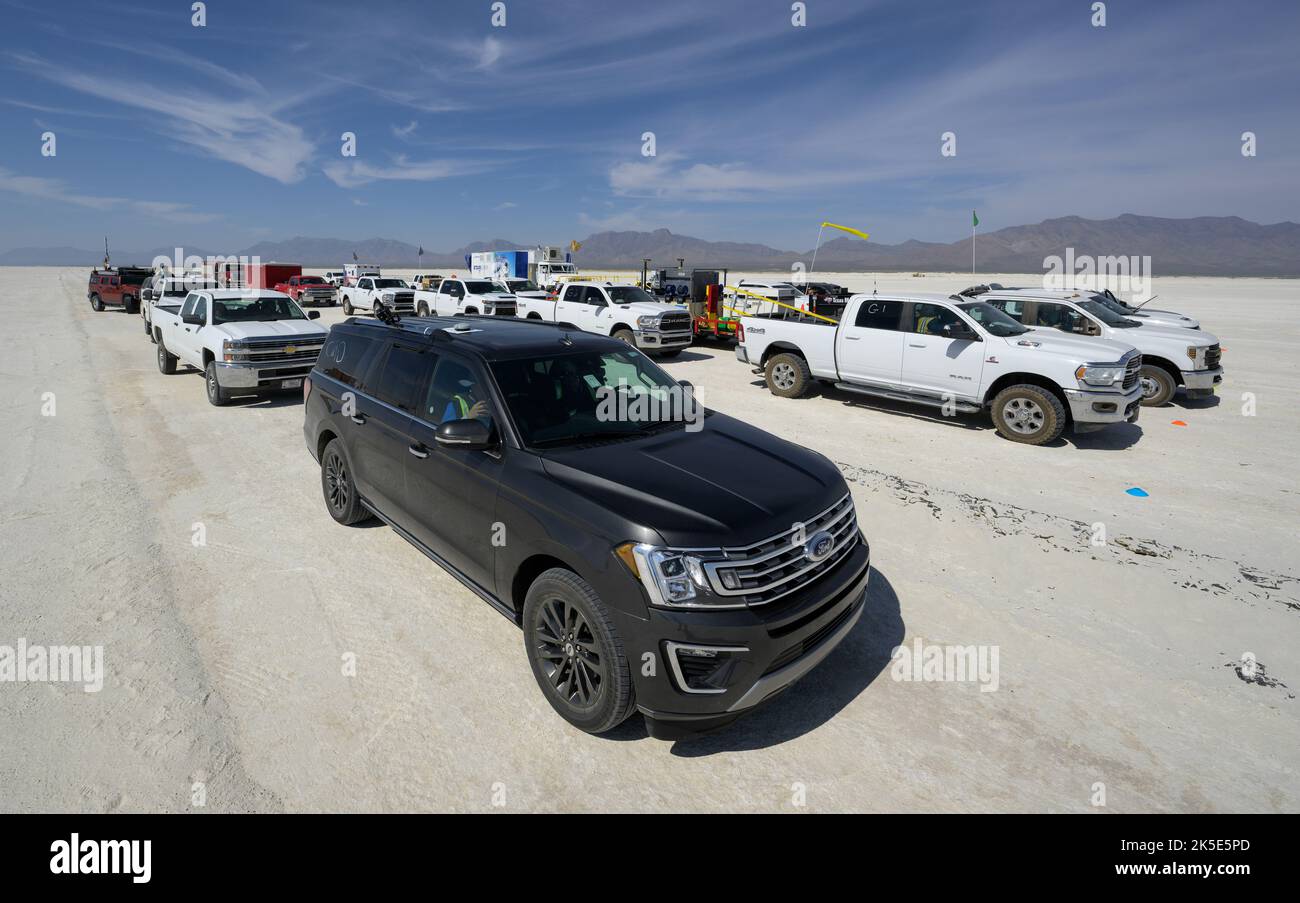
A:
[[973, 210, 980, 228]]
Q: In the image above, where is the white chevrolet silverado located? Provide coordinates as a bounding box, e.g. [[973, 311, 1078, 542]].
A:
[[736, 292, 1143, 445], [152, 288, 327, 406]]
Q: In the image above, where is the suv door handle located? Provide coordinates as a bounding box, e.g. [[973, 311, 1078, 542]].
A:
[[408, 443, 429, 459], [350, 414, 366, 425]]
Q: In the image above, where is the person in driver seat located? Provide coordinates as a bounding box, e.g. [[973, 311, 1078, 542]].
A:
[[442, 378, 490, 423]]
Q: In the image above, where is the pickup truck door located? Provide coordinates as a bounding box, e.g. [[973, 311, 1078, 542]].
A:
[[403, 352, 504, 594], [437, 281, 465, 316], [835, 298, 905, 387], [177, 293, 210, 367], [900, 302, 986, 399], [552, 283, 586, 326]]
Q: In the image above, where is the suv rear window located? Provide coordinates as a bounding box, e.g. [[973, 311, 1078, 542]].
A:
[[319, 333, 382, 389]]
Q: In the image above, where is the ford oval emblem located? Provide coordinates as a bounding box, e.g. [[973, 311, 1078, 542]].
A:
[[804, 530, 835, 562]]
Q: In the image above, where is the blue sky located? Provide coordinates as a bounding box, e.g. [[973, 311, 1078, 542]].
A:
[[0, 0, 1296, 253]]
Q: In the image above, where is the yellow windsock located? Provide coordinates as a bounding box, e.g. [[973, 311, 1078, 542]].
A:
[[820, 222, 870, 241]]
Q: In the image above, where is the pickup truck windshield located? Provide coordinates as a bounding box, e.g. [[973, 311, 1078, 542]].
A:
[[372, 279, 406, 289], [464, 280, 498, 294], [211, 296, 306, 324], [956, 301, 1030, 336], [501, 280, 541, 292], [1077, 299, 1139, 328], [607, 287, 658, 304], [299, 276, 327, 285], [492, 349, 690, 447]]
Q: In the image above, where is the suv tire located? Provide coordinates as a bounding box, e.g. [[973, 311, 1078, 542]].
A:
[[765, 352, 811, 398], [320, 438, 370, 525], [523, 568, 635, 735], [991, 384, 1066, 445], [90, 293, 104, 312], [1139, 364, 1176, 407]]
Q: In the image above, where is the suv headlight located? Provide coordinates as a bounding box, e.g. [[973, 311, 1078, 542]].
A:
[[637, 314, 660, 328], [1074, 363, 1126, 387], [616, 543, 740, 609]]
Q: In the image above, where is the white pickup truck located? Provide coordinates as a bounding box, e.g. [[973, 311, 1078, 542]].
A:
[[152, 288, 327, 406], [141, 274, 219, 343], [414, 277, 518, 318], [966, 286, 1223, 406], [495, 277, 549, 300], [338, 276, 417, 317], [522, 282, 694, 358], [736, 292, 1144, 445]]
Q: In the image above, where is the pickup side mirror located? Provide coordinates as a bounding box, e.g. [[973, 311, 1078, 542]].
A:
[[182, 312, 204, 326], [942, 322, 980, 341], [435, 418, 496, 450], [307, 310, 321, 319]]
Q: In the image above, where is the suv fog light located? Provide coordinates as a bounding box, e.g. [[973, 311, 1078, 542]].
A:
[[666, 642, 749, 694]]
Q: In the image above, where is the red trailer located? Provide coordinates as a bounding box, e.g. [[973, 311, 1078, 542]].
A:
[[212, 260, 302, 290]]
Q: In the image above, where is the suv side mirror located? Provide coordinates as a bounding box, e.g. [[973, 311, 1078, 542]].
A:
[[435, 418, 495, 450], [942, 322, 979, 341]]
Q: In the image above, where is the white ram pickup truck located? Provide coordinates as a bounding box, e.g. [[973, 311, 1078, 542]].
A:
[[338, 276, 416, 317], [414, 277, 518, 318], [524, 282, 693, 358], [736, 292, 1143, 445], [152, 288, 327, 406], [967, 286, 1223, 406], [979, 284, 1202, 330]]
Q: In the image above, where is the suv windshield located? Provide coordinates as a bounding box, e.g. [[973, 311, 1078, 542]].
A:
[[492, 349, 695, 446], [211, 295, 306, 324], [958, 301, 1029, 336], [372, 279, 406, 289], [1077, 299, 1139, 328], [607, 286, 658, 304]]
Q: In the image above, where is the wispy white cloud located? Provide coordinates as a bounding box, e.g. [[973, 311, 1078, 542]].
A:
[[322, 155, 491, 188], [0, 167, 219, 223], [392, 120, 418, 138], [9, 52, 316, 183], [494, 201, 518, 211]]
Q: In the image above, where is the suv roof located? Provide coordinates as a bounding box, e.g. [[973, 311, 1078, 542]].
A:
[[336, 314, 626, 360]]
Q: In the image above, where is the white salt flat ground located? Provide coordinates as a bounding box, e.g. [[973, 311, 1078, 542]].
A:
[[0, 267, 1296, 812]]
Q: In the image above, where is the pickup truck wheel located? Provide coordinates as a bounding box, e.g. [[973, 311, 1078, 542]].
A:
[[523, 568, 635, 735], [145, 317, 155, 340], [416, 301, 429, 317], [204, 361, 230, 406], [321, 438, 369, 525], [527, 313, 541, 320], [765, 352, 811, 398], [991, 384, 1066, 445], [342, 297, 354, 316], [156, 341, 178, 374], [90, 293, 104, 312], [1139, 364, 1176, 407], [612, 327, 635, 346], [124, 295, 139, 314]]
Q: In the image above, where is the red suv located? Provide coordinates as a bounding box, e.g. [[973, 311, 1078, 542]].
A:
[[88, 267, 152, 313]]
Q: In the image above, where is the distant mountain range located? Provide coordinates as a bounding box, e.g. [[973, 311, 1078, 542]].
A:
[[4, 215, 1297, 275]]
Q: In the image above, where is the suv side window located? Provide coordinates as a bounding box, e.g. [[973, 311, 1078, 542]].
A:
[[989, 298, 1026, 321], [371, 342, 434, 413], [421, 354, 492, 430], [909, 303, 962, 335], [320, 333, 382, 389], [854, 299, 902, 330]]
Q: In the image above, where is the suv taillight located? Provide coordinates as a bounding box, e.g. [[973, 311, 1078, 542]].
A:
[[303, 374, 313, 403]]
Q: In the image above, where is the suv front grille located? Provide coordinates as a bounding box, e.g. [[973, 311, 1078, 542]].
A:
[[1122, 352, 1142, 389], [763, 594, 864, 675], [1204, 343, 1221, 370], [701, 493, 858, 606]]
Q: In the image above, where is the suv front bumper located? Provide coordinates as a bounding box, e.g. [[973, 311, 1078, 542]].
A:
[[1063, 384, 1143, 431], [632, 538, 871, 740]]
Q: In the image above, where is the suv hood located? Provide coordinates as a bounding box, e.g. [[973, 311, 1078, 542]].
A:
[[539, 412, 847, 548], [1010, 329, 1135, 362], [217, 320, 328, 340]]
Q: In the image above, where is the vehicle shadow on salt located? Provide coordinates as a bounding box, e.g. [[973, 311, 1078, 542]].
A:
[[223, 390, 304, 409], [655, 350, 715, 364], [609, 566, 903, 753]]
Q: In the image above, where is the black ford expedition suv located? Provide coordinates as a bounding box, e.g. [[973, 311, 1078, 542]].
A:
[[303, 314, 871, 738]]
